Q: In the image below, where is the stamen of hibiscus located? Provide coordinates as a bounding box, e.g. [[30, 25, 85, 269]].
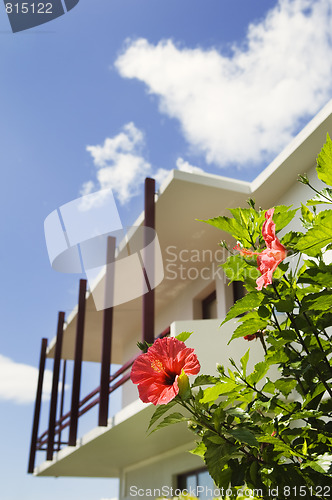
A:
[[233, 244, 257, 257], [151, 359, 165, 373]]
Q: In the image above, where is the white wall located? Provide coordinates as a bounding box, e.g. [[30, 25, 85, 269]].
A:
[[121, 444, 204, 500]]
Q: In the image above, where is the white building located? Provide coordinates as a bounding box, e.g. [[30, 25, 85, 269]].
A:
[[28, 100, 332, 500]]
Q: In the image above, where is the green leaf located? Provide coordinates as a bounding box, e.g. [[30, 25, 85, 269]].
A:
[[203, 436, 236, 487], [275, 299, 294, 312], [247, 360, 270, 385], [189, 441, 206, 458], [192, 374, 219, 387], [272, 205, 298, 233], [316, 133, 332, 186], [226, 406, 250, 420], [222, 255, 260, 284], [230, 315, 268, 342], [149, 412, 189, 434], [228, 428, 259, 447], [240, 349, 250, 377], [175, 331, 193, 342], [200, 215, 248, 242], [296, 210, 332, 256], [200, 381, 240, 404], [307, 188, 332, 205], [302, 439, 307, 456], [207, 435, 224, 444], [148, 400, 177, 430], [301, 203, 314, 226], [298, 265, 332, 287], [315, 453, 332, 473], [301, 291, 332, 312], [215, 467, 232, 490], [221, 292, 264, 326], [281, 231, 302, 250], [274, 378, 297, 397], [262, 379, 275, 394]]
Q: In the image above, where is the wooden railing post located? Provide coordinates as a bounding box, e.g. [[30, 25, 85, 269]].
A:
[[69, 279, 87, 446], [142, 177, 155, 344], [28, 338, 48, 473], [57, 359, 67, 451], [98, 236, 116, 426], [47, 311, 65, 460]]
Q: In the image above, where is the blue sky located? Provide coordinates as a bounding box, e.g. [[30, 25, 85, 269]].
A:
[[1, 0, 332, 499]]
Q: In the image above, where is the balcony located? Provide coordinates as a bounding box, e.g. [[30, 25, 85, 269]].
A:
[[29, 317, 272, 478]]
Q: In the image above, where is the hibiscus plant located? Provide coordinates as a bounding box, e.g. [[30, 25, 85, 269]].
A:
[[131, 135, 332, 499]]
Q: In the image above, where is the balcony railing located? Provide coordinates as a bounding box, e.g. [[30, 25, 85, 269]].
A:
[[28, 177, 160, 474], [28, 316, 170, 474]]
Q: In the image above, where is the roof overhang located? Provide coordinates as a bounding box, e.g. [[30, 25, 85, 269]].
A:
[[47, 99, 332, 363]]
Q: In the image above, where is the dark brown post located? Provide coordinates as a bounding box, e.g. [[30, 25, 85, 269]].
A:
[[98, 236, 116, 426], [47, 312, 65, 461], [28, 338, 48, 473], [69, 279, 87, 446], [57, 359, 67, 451], [142, 177, 155, 344]]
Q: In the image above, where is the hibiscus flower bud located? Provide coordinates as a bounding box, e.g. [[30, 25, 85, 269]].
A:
[[243, 333, 257, 341], [177, 369, 191, 401]]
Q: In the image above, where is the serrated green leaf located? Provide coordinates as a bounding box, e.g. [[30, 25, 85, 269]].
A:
[[281, 231, 302, 249], [298, 265, 332, 287], [147, 400, 177, 430], [208, 435, 224, 444], [222, 255, 260, 284], [301, 203, 314, 225], [296, 210, 332, 256], [302, 291, 332, 312], [230, 316, 268, 343], [275, 299, 294, 312], [149, 412, 189, 434], [221, 292, 264, 326], [192, 374, 219, 387], [247, 360, 270, 385], [200, 381, 240, 404], [215, 467, 232, 490], [272, 205, 298, 233], [302, 439, 307, 456], [200, 215, 249, 243], [262, 379, 275, 394], [274, 378, 297, 397], [240, 349, 250, 377], [301, 460, 326, 474], [228, 428, 259, 447], [175, 331, 193, 343], [307, 188, 332, 205], [316, 133, 332, 186], [189, 441, 206, 458], [226, 406, 250, 420], [315, 453, 332, 473], [203, 436, 236, 487]]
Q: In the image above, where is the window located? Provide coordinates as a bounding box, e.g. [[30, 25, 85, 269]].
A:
[[202, 290, 217, 319], [232, 280, 246, 303], [177, 468, 215, 499]]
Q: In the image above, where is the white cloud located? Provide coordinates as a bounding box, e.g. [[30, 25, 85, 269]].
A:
[[115, 0, 332, 167], [0, 354, 54, 405], [176, 157, 204, 174], [154, 157, 205, 188], [84, 122, 151, 205]]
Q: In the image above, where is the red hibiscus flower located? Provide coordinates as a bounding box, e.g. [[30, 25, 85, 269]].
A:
[[131, 337, 200, 405], [234, 208, 287, 291], [256, 208, 287, 291]]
